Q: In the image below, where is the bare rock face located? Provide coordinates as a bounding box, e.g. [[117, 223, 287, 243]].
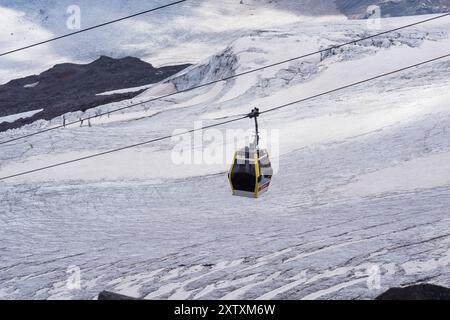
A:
[[376, 284, 450, 300], [98, 291, 140, 300], [0, 56, 190, 132], [97, 284, 450, 300]]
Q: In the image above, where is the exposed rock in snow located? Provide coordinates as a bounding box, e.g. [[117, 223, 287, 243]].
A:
[[0, 109, 43, 124], [98, 291, 140, 300], [376, 284, 450, 300], [0, 56, 190, 132]]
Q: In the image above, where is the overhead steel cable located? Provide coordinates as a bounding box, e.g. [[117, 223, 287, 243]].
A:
[[0, 115, 248, 181], [0, 0, 187, 57], [1, 52, 449, 181], [1, 12, 450, 146]]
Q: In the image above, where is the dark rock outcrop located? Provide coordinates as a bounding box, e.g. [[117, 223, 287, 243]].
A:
[[98, 284, 450, 300], [98, 291, 141, 300], [376, 284, 450, 300], [0, 56, 190, 132]]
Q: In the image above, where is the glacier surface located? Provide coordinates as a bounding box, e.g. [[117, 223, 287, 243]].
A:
[[1, 11, 450, 300]]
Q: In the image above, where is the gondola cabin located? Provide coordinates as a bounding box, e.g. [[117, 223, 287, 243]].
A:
[[228, 146, 273, 198]]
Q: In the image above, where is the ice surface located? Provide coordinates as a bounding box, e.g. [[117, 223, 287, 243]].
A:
[[1, 12, 450, 300]]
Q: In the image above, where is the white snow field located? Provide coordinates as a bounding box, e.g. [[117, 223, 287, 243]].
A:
[[1, 10, 450, 299]]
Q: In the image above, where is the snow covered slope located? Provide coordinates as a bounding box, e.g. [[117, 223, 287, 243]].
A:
[[336, 0, 450, 19], [0, 0, 345, 84], [1, 12, 450, 300], [2, 0, 447, 84]]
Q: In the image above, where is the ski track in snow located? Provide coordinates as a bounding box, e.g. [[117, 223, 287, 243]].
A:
[[1, 13, 450, 300]]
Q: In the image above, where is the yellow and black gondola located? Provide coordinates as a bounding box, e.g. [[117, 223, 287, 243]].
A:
[[228, 108, 273, 198]]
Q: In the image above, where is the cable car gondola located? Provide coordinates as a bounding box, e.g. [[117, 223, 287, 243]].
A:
[[228, 108, 273, 198]]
